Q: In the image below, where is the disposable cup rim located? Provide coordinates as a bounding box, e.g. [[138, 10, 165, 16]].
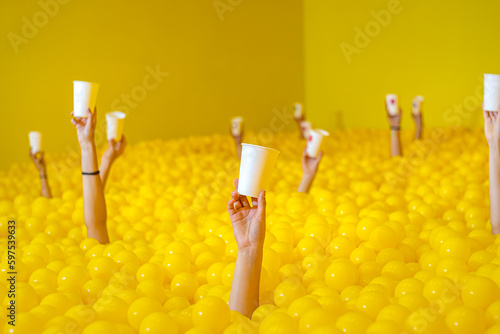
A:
[[74, 80, 99, 86], [29, 131, 41, 136], [241, 143, 280, 154], [232, 116, 243, 122], [107, 111, 126, 119], [484, 74, 500, 81], [311, 129, 329, 137]]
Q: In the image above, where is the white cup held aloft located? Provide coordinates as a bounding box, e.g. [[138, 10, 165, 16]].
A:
[[386, 94, 399, 116], [306, 129, 329, 158], [29, 131, 42, 154], [237, 144, 280, 198], [74, 81, 99, 118], [484, 74, 500, 112], [106, 111, 126, 141]]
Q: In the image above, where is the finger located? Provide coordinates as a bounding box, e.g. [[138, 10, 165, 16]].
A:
[[233, 199, 243, 211], [483, 108, 489, 121], [234, 178, 239, 191], [240, 195, 250, 207], [71, 118, 77, 126], [231, 191, 243, 209], [250, 196, 258, 207], [257, 190, 266, 215], [70, 111, 74, 117], [228, 199, 237, 215]]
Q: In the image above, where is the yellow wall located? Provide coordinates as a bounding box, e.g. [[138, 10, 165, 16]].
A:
[[303, 0, 500, 132], [0, 0, 303, 170]]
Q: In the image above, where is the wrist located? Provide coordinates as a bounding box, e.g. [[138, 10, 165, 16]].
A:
[[238, 244, 264, 258], [80, 141, 96, 154], [488, 139, 500, 150]]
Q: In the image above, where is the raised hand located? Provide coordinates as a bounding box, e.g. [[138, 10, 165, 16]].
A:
[[103, 136, 127, 162], [484, 105, 500, 145], [71, 107, 96, 146], [227, 178, 266, 317], [100, 136, 127, 189], [227, 178, 266, 251], [29, 149, 47, 174], [302, 148, 323, 176], [386, 100, 402, 127], [298, 148, 323, 193], [29, 149, 52, 198]]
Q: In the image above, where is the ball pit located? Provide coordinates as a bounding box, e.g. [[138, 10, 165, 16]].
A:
[[1, 128, 500, 333]]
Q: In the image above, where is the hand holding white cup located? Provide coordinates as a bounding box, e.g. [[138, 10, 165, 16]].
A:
[[386, 94, 399, 116], [306, 129, 329, 158], [412, 95, 424, 115], [106, 112, 126, 141], [231, 117, 244, 137], [237, 144, 279, 198], [29, 131, 42, 154], [74, 81, 99, 118]]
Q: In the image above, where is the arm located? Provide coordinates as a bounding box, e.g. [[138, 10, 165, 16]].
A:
[[71, 108, 109, 243], [298, 149, 323, 193], [227, 179, 266, 317], [413, 108, 423, 141], [29, 150, 52, 198], [387, 102, 402, 157], [100, 137, 126, 189], [484, 107, 500, 235], [295, 115, 305, 139], [390, 128, 402, 157], [231, 130, 243, 159]]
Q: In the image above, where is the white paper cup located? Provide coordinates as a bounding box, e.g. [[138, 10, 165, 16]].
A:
[[294, 103, 303, 119], [231, 117, 243, 137], [412, 95, 424, 115], [238, 144, 280, 198], [484, 74, 500, 112], [74, 81, 99, 118], [306, 129, 329, 158], [386, 94, 399, 116], [29, 131, 42, 154], [300, 120, 312, 139], [106, 111, 126, 141]]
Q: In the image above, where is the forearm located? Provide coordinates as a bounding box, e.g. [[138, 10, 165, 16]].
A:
[[415, 124, 422, 140], [40, 176, 52, 198], [81, 142, 109, 243], [99, 155, 113, 189], [391, 130, 402, 157], [489, 143, 500, 234], [298, 173, 315, 193], [229, 247, 263, 318], [38, 166, 52, 198], [235, 143, 242, 160]]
